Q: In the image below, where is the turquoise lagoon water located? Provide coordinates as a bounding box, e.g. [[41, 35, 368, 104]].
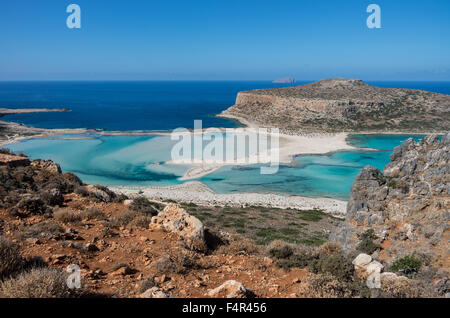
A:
[[7, 134, 425, 200], [2, 80, 445, 199]]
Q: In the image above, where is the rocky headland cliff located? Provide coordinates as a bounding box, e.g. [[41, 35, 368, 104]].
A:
[[332, 133, 449, 296], [221, 78, 450, 133]]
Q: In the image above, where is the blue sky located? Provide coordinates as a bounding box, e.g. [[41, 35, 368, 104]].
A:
[[0, 0, 449, 80]]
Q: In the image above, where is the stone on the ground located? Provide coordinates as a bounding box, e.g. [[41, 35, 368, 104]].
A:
[[207, 280, 249, 298], [139, 287, 168, 298], [151, 203, 206, 251]]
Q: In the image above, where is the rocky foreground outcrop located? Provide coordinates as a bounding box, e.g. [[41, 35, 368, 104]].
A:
[[332, 133, 449, 294], [151, 203, 207, 251], [0, 150, 123, 217], [221, 78, 450, 133]]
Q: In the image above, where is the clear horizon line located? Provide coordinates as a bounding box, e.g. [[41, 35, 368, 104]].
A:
[[1, 79, 450, 83]]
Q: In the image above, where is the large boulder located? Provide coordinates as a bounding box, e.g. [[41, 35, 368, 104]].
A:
[[151, 203, 206, 251]]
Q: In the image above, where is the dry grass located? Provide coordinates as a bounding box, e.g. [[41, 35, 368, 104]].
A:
[[319, 242, 342, 256], [216, 234, 260, 255], [53, 208, 81, 224], [0, 237, 23, 279], [80, 207, 106, 221], [0, 268, 73, 298], [127, 215, 152, 229], [15, 221, 64, 241]]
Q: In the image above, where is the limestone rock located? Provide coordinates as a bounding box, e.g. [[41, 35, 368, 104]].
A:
[[151, 203, 206, 251], [352, 253, 372, 269], [139, 287, 168, 298], [366, 261, 384, 275], [207, 280, 249, 298], [380, 272, 399, 280]]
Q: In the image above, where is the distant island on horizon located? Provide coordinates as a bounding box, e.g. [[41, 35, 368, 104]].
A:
[[272, 77, 296, 84]]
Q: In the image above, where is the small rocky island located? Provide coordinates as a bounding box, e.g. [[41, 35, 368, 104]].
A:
[[221, 78, 450, 133]]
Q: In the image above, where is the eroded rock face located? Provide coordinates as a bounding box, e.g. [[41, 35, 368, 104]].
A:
[[332, 133, 449, 283], [0, 154, 83, 214], [151, 203, 206, 251]]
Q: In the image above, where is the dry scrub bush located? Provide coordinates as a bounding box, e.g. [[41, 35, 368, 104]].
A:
[[109, 209, 140, 228], [127, 215, 152, 229], [80, 207, 105, 221], [53, 208, 81, 224], [0, 237, 23, 279], [299, 273, 352, 298], [0, 268, 73, 298], [216, 234, 260, 255], [152, 249, 199, 275], [380, 278, 434, 298], [15, 221, 64, 241], [129, 197, 159, 216], [319, 242, 342, 257]]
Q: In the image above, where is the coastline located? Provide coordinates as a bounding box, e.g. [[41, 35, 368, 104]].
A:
[[110, 181, 348, 217], [1, 107, 440, 213]]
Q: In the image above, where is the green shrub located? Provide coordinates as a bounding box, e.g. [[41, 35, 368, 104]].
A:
[[356, 229, 379, 254], [276, 253, 314, 271], [268, 245, 294, 259], [0, 237, 23, 279], [391, 255, 422, 277], [297, 209, 325, 222], [129, 197, 159, 216], [269, 242, 355, 282], [309, 253, 355, 282]]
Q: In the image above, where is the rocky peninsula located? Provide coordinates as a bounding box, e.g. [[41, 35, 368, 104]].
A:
[[220, 78, 450, 133]]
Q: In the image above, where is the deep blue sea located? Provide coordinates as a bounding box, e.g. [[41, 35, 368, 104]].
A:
[[1, 81, 449, 131], [2, 80, 449, 199]]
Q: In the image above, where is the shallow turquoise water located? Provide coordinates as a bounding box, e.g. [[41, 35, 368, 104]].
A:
[[7, 134, 425, 200]]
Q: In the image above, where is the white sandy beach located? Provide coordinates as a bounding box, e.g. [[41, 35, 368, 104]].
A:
[[110, 181, 347, 217], [167, 129, 355, 180]]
